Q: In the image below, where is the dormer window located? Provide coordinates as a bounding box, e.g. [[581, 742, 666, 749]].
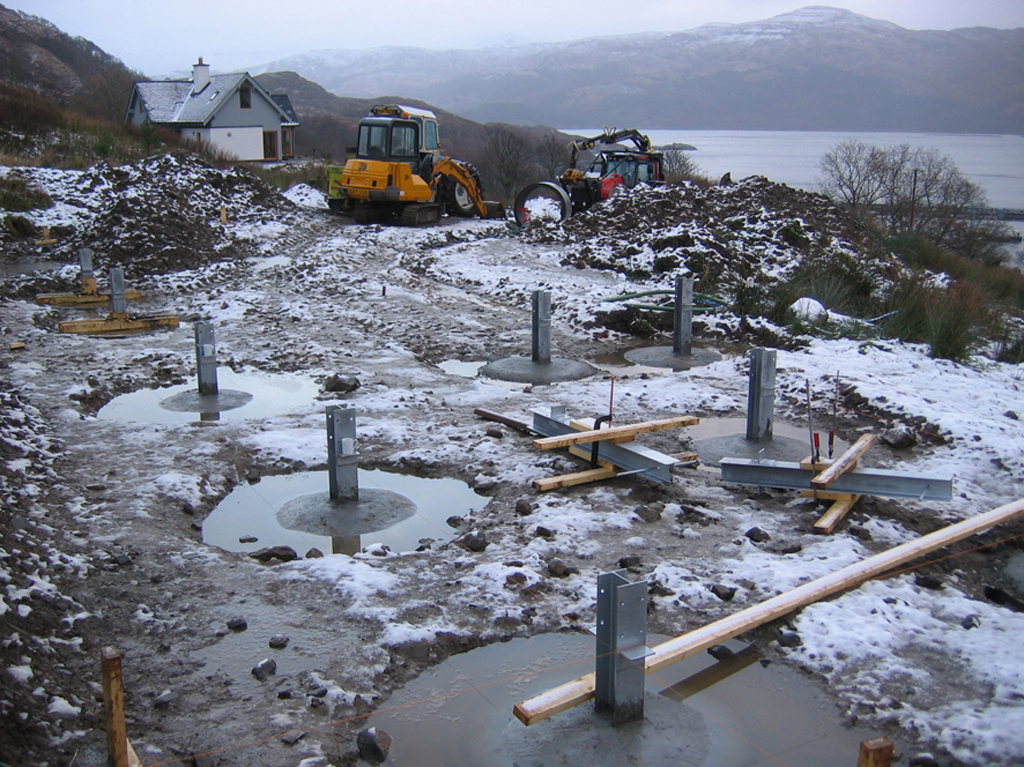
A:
[[239, 85, 251, 109]]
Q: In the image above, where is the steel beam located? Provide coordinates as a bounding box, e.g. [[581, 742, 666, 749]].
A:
[[531, 407, 677, 484], [720, 458, 953, 501], [745, 348, 776, 442], [531, 290, 551, 364]]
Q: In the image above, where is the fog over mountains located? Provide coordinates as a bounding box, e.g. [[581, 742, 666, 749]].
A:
[[252, 6, 1024, 133]]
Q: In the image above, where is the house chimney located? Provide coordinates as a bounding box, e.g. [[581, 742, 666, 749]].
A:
[[192, 57, 210, 93]]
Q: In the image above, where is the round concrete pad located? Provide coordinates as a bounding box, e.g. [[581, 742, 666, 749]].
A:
[[623, 344, 721, 371], [159, 388, 253, 413], [276, 489, 416, 536], [479, 356, 598, 384], [694, 433, 812, 467]]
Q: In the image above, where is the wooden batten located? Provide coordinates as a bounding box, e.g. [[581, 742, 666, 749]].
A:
[[532, 415, 699, 451]]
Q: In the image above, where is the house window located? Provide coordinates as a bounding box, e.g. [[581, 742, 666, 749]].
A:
[[263, 131, 278, 160], [281, 128, 293, 159], [239, 85, 252, 109]]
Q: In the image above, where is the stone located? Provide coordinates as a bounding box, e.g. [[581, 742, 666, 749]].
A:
[[534, 526, 554, 539], [485, 426, 504, 439], [280, 730, 305, 745], [322, 373, 360, 393], [269, 635, 290, 649], [778, 632, 802, 648], [238, 535, 258, 544], [153, 689, 178, 708], [249, 545, 298, 563], [458, 531, 488, 552], [252, 658, 276, 682], [514, 498, 533, 516], [908, 754, 938, 767], [710, 583, 736, 601], [707, 644, 734, 661], [547, 558, 577, 578], [961, 614, 981, 629], [914, 573, 944, 590], [226, 616, 248, 631], [356, 726, 393, 765], [618, 555, 642, 572], [1004, 410, 1019, 421], [445, 515, 465, 528], [633, 504, 662, 523], [305, 548, 324, 558], [745, 526, 771, 543], [881, 424, 917, 449]]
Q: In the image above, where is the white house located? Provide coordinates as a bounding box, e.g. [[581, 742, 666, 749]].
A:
[[125, 59, 299, 162]]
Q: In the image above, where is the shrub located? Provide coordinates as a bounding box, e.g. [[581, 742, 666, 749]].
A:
[[0, 176, 52, 212]]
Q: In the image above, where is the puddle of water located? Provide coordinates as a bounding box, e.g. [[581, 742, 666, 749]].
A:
[[368, 634, 874, 767], [687, 416, 852, 467], [203, 469, 486, 556], [96, 368, 320, 424], [249, 254, 290, 272]]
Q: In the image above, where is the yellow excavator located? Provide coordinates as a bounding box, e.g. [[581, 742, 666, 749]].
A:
[[326, 105, 504, 225]]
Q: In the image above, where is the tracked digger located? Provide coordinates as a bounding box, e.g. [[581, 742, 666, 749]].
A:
[[513, 128, 665, 224], [326, 105, 503, 225]]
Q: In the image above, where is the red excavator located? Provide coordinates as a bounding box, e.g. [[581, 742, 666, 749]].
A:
[[513, 128, 665, 224]]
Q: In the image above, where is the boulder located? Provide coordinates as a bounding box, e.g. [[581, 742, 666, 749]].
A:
[[882, 424, 917, 449], [322, 373, 360, 393], [356, 727, 393, 765]]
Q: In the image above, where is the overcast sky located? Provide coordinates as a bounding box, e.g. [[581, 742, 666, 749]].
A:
[[8, 0, 1024, 76]]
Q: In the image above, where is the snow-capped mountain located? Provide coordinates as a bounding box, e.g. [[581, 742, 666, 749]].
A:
[[250, 6, 1023, 133]]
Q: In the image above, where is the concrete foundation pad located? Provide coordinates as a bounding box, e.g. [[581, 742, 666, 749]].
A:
[[276, 489, 416, 536], [693, 433, 812, 467], [159, 388, 253, 414], [623, 345, 721, 371], [479, 356, 598, 384]]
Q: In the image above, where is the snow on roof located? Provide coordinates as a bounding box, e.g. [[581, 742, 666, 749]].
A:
[[134, 72, 296, 127]]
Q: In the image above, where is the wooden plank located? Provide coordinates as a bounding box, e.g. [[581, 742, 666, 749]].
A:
[[36, 289, 141, 306], [514, 496, 1024, 725], [812, 433, 877, 490], [474, 408, 533, 434], [670, 451, 699, 464], [813, 494, 862, 534], [102, 647, 129, 767], [534, 466, 619, 491], [857, 736, 894, 767], [58, 314, 180, 334], [532, 416, 699, 451]]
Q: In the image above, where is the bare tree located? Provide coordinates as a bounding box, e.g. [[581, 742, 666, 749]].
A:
[[817, 139, 888, 207], [535, 132, 568, 180], [660, 146, 701, 183], [482, 125, 538, 201]]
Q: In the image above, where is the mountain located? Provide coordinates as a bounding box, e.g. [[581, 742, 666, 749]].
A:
[[252, 6, 1024, 133], [0, 3, 140, 121]]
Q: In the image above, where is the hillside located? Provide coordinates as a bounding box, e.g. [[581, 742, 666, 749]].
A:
[[253, 7, 1024, 132]]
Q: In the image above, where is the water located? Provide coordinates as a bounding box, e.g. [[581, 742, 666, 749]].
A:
[[563, 129, 1024, 209], [202, 469, 486, 556]]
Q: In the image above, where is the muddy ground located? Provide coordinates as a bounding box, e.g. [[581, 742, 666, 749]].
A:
[[2, 161, 1023, 767]]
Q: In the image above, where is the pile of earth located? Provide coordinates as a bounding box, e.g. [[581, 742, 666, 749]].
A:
[[3, 153, 298, 279], [520, 176, 888, 299]]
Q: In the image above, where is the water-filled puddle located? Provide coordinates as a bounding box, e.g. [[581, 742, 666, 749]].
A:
[[367, 633, 874, 766], [96, 368, 320, 423], [687, 417, 851, 467], [203, 469, 486, 556], [438, 359, 484, 378]]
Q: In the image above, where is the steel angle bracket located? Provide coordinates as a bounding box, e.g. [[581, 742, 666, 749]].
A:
[[720, 457, 954, 501], [531, 407, 678, 484]]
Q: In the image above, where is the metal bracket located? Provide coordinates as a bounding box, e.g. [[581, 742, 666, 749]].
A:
[[595, 570, 652, 724], [326, 406, 358, 502]]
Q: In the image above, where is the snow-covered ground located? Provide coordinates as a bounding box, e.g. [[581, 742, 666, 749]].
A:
[[2, 162, 1023, 765]]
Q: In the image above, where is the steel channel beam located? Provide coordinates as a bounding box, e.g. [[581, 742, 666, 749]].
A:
[[532, 408, 677, 484], [720, 458, 953, 501]]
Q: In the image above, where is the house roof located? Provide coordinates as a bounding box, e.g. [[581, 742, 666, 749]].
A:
[[133, 72, 298, 127]]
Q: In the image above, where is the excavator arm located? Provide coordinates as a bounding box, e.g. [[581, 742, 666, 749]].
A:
[[431, 157, 504, 219], [567, 128, 653, 170]]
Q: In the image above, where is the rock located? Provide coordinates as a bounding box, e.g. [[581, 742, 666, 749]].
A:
[[648, 582, 674, 597], [914, 573, 943, 590], [514, 498, 534, 516], [252, 658, 277, 682], [719, 172, 733, 186], [547, 558, 577, 578], [249, 545, 298, 563], [485, 426, 504, 439], [1004, 410, 1019, 421], [534, 526, 554, 539], [280, 730, 305, 745], [908, 754, 938, 767], [357, 726, 393, 765], [882, 424, 917, 449], [961, 614, 981, 629], [226, 616, 248, 632], [305, 548, 324, 558], [791, 297, 828, 323], [445, 514, 464, 528], [458, 531, 488, 552], [633, 504, 662, 523], [238, 535, 258, 544], [745, 526, 771, 543], [322, 373, 360, 393], [707, 644, 734, 661], [269, 635, 290, 649], [778, 632, 802, 648], [779, 542, 803, 555], [618, 555, 642, 572], [710, 583, 736, 601], [153, 689, 178, 708], [848, 526, 873, 542]]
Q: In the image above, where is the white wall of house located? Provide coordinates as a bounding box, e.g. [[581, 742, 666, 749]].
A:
[[205, 127, 265, 161]]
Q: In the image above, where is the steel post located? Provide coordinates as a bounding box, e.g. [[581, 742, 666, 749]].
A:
[[745, 348, 776, 442], [194, 321, 218, 396], [532, 290, 551, 364], [79, 248, 94, 279], [595, 570, 652, 724], [326, 406, 359, 502], [109, 267, 127, 315], [672, 276, 694, 357]]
